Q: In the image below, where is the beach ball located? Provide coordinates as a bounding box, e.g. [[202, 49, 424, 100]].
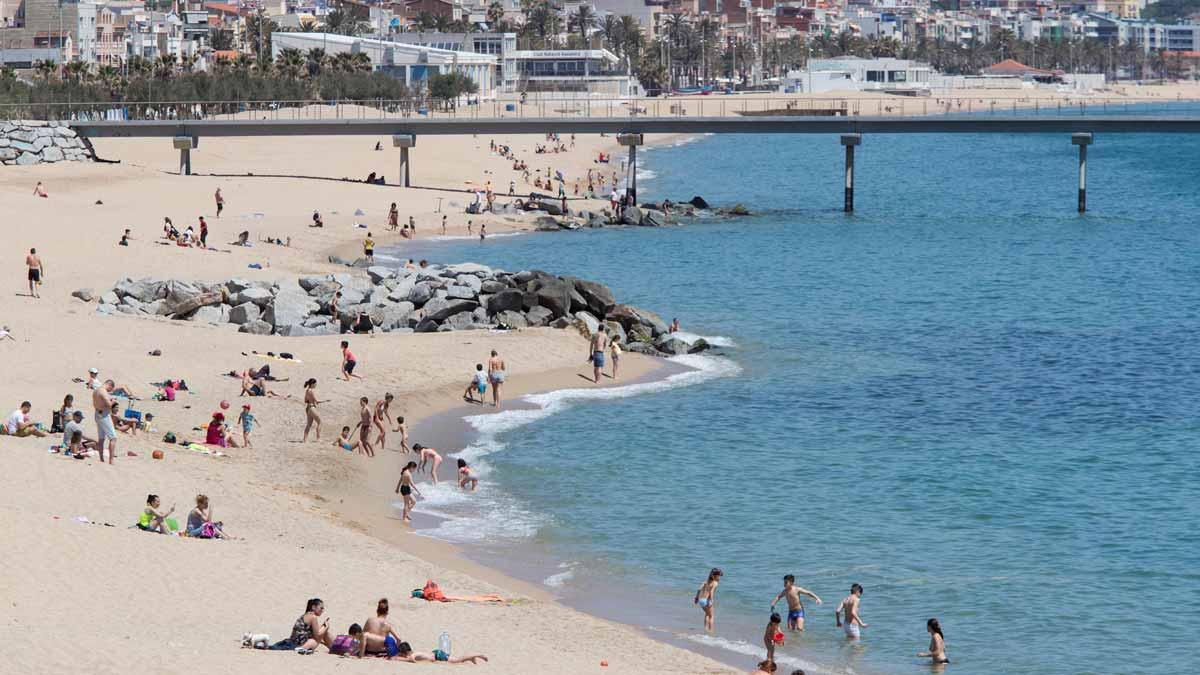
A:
[[773, 632, 785, 644], [219, 400, 230, 410], [152, 450, 164, 460]]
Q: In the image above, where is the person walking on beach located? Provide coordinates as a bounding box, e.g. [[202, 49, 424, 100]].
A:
[[363, 232, 375, 264], [918, 618, 950, 665], [441, 214, 447, 235], [373, 393, 394, 450], [92, 380, 117, 464], [395, 461, 420, 523], [694, 568, 722, 632], [764, 612, 784, 667], [25, 248, 43, 298], [771, 574, 822, 632], [487, 350, 506, 407], [835, 584, 868, 640], [388, 203, 399, 231], [214, 187, 224, 217], [341, 341, 362, 381], [352, 397, 375, 457], [588, 326, 609, 383], [302, 378, 328, 442], [198, 216, 209, 248]]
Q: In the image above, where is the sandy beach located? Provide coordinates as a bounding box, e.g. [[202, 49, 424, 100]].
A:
[[0, 126, 737, 674], [1, 83, 1193, 674]]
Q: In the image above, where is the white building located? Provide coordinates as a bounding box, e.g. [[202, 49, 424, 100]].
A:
[[512, 48, 639, 96], [782, 58, 932, 94], [271, 32, 498, 96], [76, 0, 98, 63]]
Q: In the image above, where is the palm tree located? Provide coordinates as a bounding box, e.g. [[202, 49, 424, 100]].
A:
[[601, 14, 622, 55], [571, 5, 596, 48], [233, 53, 255, 74], [306, 48, 327, 77], [34, 59, 58, 82], [154, 54, 176, 79], [276, 47, 306, 79], [487, 1, 505, 27], [63, 60, 91, 84]]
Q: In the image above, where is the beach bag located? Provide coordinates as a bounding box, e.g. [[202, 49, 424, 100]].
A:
[[51, 410, 63, 434], [163, 432, 177, 444], [200, 522, 217, 539], [411, 589, 424, 599]]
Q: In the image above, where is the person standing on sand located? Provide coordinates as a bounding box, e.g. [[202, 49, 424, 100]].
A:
[[395, 461, 420, 522], [198, 216, 208, 248], [25, 248, 43, 298], [388, 203, 399, 231], [363, 232, 375, 263], [392, 416, 409, 452], [610, 337, 622, 380], [835, 584, 868, 640], [588, 325, 609, 383], [92, 380, 117, 464], [373, 393, 394, 449], [352, 396, 375, 457], [771, 574, 822, 631], [487, 350, 506, 407], [441, 215, 447, 235], [341, 340, 362, 381], [694, 567, 722, 632], [214, 187, 224, 217], [301, 378, 328, 442]]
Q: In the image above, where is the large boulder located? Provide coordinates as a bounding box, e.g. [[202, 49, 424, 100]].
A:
[[534, 215, 560, 232], [264, 288, 318, 329], [655, 335, 691, 356], [526, 306, 553, 327], [454, 274, 483, 294], [621, 206, 643, 226], [607, 304, 669, 338], [494, 310, 529, 328], [366, 266, 395, 284], [238, 319, 273, 335], [444, 262, 492, 277], [377, 301, 416, 330], [603, 320, 627, 346], [368, 287, 392, 306], [233, 286, 273, 307], [445, 284, 477, 300], [414, 317, 441, 333], [114, 278, 164, 303], [688, 195, 710, 210], [642, 209, 667, 227], [537, 200, 564, 216], [422, 297, 478, 322], [387, 275, 418, 302], [191, 305, 229, 324], [626, 341, 663, 356], [408, 282, 436, 306], [530, 277, 573, 318], [336, 287, 367, 307], [298, 275, 325, 292], [569, 278, 616, 317], [228, 302, 262, 325], [689, 338, 711, 354], [162, 286, 222, 317], [71, 288, 95, 302], [442, 311, 476, 331], [634, 307, 670, 337], [100, 291, 120, 306], [486, 289, 525, 316], [574, 311, 600, 336], [227, 277, 256, 294], [277, 323, 337, 337], [481, 279, 507, 294]]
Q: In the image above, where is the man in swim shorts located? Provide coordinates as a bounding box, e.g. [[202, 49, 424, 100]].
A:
[[836, 584, 867, 640], [588, 325, 608, 384], [92, 380, 117, 464], [771, 574, 822, 631], [25, 248, 43, 298]]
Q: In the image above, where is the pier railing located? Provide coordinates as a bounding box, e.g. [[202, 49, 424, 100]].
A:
[[5, 95, 1200, 123]]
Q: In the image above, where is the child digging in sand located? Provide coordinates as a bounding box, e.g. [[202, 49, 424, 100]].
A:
[[334, 426, 360, 453], [463, 364, 487, 403]]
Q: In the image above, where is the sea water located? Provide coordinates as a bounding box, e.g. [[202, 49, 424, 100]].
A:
[[388, 119, 1200, 674]]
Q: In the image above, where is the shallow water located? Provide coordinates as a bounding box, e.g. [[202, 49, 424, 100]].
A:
[[388, 116, 1200, 674]]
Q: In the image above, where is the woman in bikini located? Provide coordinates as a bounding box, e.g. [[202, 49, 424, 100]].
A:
[[395, 461, 421, 523], [373, 393, 394, 450], [694, 568, 722, 632], [302, 379, 328, 442], [457, 458, 478, 491], [918, 618, 950, 666], [413, 443, 443, 484]]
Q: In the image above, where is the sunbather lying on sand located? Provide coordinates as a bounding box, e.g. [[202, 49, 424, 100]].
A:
[[240, 370, 287, 398], [418, 580, 506, 604], [390, 641, 489, 665]]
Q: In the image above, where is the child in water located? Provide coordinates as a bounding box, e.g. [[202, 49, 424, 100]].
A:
[[457, 458, 478, 491], [694, 568, 722, 632]]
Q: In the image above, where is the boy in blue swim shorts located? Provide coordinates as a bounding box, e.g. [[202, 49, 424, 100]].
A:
[[771, 574, 823, 631], [464, 364, 488, 403]]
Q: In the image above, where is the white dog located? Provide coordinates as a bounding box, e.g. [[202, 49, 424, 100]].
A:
[[241, 632, 271, 649]]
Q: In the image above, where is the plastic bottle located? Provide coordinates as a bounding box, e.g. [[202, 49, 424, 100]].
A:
[[438, 631, 451, 657]]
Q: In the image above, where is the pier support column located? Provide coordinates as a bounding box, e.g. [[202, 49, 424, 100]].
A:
[[393, 134, 415, 187], [172, 136, 196, 176], [1072, 133, 1093, 214], [841, 133, 861, 213], [617, 132, 644, 205]]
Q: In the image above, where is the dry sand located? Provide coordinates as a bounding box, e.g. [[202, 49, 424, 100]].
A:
[[0, 130, 736, 674]]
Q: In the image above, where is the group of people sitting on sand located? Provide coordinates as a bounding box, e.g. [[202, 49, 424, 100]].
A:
[[137, 493, 232, 539], [260, 597, 490, 662], [162, 216, 209, 249]]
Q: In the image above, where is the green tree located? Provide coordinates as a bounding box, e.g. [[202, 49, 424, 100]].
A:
[[428, 71, 478, 109]]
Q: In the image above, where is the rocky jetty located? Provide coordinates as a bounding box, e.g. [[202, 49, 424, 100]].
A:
[[79, 265, 708, 356], [0, 121, 93, 165]]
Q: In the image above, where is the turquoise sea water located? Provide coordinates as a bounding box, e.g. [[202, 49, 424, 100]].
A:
[[390, 120, 1200, 674]]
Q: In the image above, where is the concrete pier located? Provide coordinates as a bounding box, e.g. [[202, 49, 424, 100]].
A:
[[841, 133, 861, 213], [393, 134, 415, 187], [1072, 133, 1093, 214]]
